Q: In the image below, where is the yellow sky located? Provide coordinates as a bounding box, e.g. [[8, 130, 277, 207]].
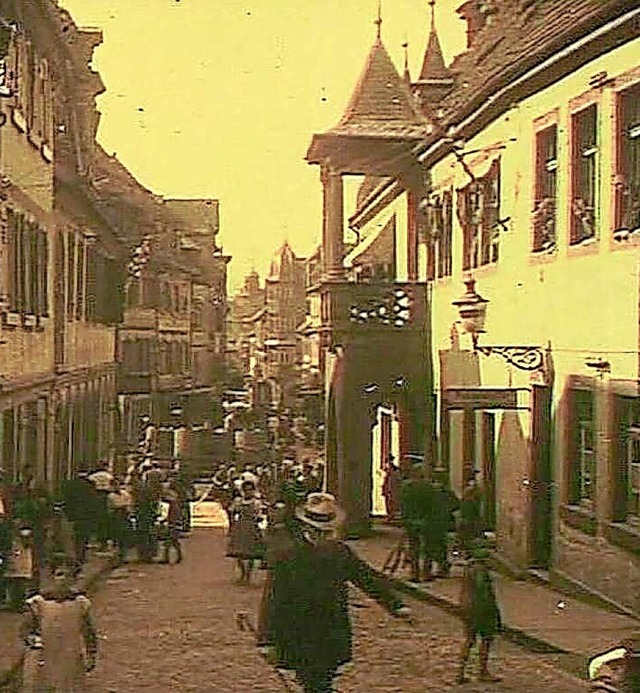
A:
[[58, 0, 466, 291]]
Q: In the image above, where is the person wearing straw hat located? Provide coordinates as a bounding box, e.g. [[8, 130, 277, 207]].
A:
[[589, 634, 640, 691], [259, 492, 411, 693]]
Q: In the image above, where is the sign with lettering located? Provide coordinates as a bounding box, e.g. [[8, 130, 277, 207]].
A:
[[443, 388, 526, 410]]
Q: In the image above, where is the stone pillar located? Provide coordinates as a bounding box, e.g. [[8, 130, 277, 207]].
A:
[[406, 188, 419, 282], [321, 164, 344, 281], [333, 349, 375, 537], [462, 406, 476, 482]]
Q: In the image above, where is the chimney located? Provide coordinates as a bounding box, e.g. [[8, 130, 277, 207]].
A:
[[456, 1, 492, 49]]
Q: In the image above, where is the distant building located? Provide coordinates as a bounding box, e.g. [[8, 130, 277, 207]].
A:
[[228, 242, 307, 411], [116, 193, 230, 471]]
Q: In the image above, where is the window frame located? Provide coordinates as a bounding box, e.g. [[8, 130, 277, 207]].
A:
[[614, 80, 640, 237], [458, 158, 501, 271], [570, 103, 599, 245], [532, 122, 558, 252]]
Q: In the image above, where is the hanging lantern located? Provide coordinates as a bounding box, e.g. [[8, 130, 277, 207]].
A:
[[452, 275, 488, 338]]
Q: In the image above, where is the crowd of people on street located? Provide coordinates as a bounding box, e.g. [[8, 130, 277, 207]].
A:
[[7, 438, 638, 692], [0, 458, 192, 615]]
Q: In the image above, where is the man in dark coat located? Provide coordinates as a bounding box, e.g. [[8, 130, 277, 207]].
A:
[[60, 477, 100, 572], [400, 463, 434, 582], [429, 474, 452, 578], [259, 492, 411, 693]]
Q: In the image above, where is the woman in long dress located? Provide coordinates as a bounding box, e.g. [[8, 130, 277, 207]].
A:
[[226, 479, 265, 584]]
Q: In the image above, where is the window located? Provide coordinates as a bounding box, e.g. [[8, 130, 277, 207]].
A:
[[570, 104, 598, 244], [75, 237, 85, 320], [5, 209, 48, 317], [533, 124, 558, 251], [66, 233, 75, 320], [458, 159, 501, 270], [426, 189, 453, 279], [613, 397, 640, 523], [615, 84, 640, 235], [569, 389, 595, 505]]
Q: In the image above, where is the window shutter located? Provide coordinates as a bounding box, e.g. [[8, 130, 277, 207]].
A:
[[566, 388, 580, 504]]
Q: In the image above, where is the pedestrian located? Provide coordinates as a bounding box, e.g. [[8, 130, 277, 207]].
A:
[[457, 541, 502, 684], [45, 501, 77, 577], [258, 492, 411, 693], [458, 469, 485, 556], [157, 486, 183, 565], [400, 463, 434, 582], [18, 555, 98, 692], [4, 525, 35, 611], [382, 456, 401, 523], [0, 468, 13, 602], [107, 478, 133, 565], [589, 634, 640, 692], [61, 476, 100, 571], [430, 473, 452, 578], [226, 479, 265, 584], [87, 462, 114, 550], [135, 475, 161, 563]]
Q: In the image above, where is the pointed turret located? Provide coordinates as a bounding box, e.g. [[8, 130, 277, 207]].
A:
[[333, 35, 429, 136], [306, 10, 432, 175], [413, 0, 454, 108]]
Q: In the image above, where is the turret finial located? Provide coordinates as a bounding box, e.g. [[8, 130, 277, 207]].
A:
[[402, 35, 410, 83]]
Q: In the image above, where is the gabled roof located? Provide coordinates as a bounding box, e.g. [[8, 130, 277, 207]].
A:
[[329, 37, 431, 139], [268, 241, 297, 281], [164, 199, 219, 236], [422, 0, 639, 151]]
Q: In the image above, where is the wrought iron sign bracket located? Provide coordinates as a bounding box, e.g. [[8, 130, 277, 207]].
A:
[[474, 345, 544, 371]]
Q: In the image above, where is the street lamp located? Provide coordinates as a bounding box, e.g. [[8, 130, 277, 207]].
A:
[[452, 274, 544, 372], [451, 275, 488, 345]]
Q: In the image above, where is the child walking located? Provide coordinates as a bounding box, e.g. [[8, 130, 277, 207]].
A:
[[18, 555, 98, 692], [457, 541, 502, 684], [226, 479, 265, 584]]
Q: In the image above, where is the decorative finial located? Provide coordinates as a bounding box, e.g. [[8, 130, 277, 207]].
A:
[[402, 35, 410, 82], [429, 0, 436, 31], [375, 0, 382, 39]]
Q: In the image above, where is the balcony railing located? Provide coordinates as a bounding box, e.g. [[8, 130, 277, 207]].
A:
[[321, 281, 427, 333]]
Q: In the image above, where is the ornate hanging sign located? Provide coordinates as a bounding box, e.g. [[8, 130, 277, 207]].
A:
[[475, 345, 544, 371]]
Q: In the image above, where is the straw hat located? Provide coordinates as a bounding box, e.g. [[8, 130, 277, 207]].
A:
[[295, 492, 346, 531]]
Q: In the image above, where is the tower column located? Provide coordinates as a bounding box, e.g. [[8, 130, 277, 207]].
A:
[[321, 164, 345, 281]]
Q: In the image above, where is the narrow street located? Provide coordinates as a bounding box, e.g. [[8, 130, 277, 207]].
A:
[[87, 530, 584, 692]]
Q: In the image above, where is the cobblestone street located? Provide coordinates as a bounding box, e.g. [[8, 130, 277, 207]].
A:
[[85, 530, 584, 692]]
